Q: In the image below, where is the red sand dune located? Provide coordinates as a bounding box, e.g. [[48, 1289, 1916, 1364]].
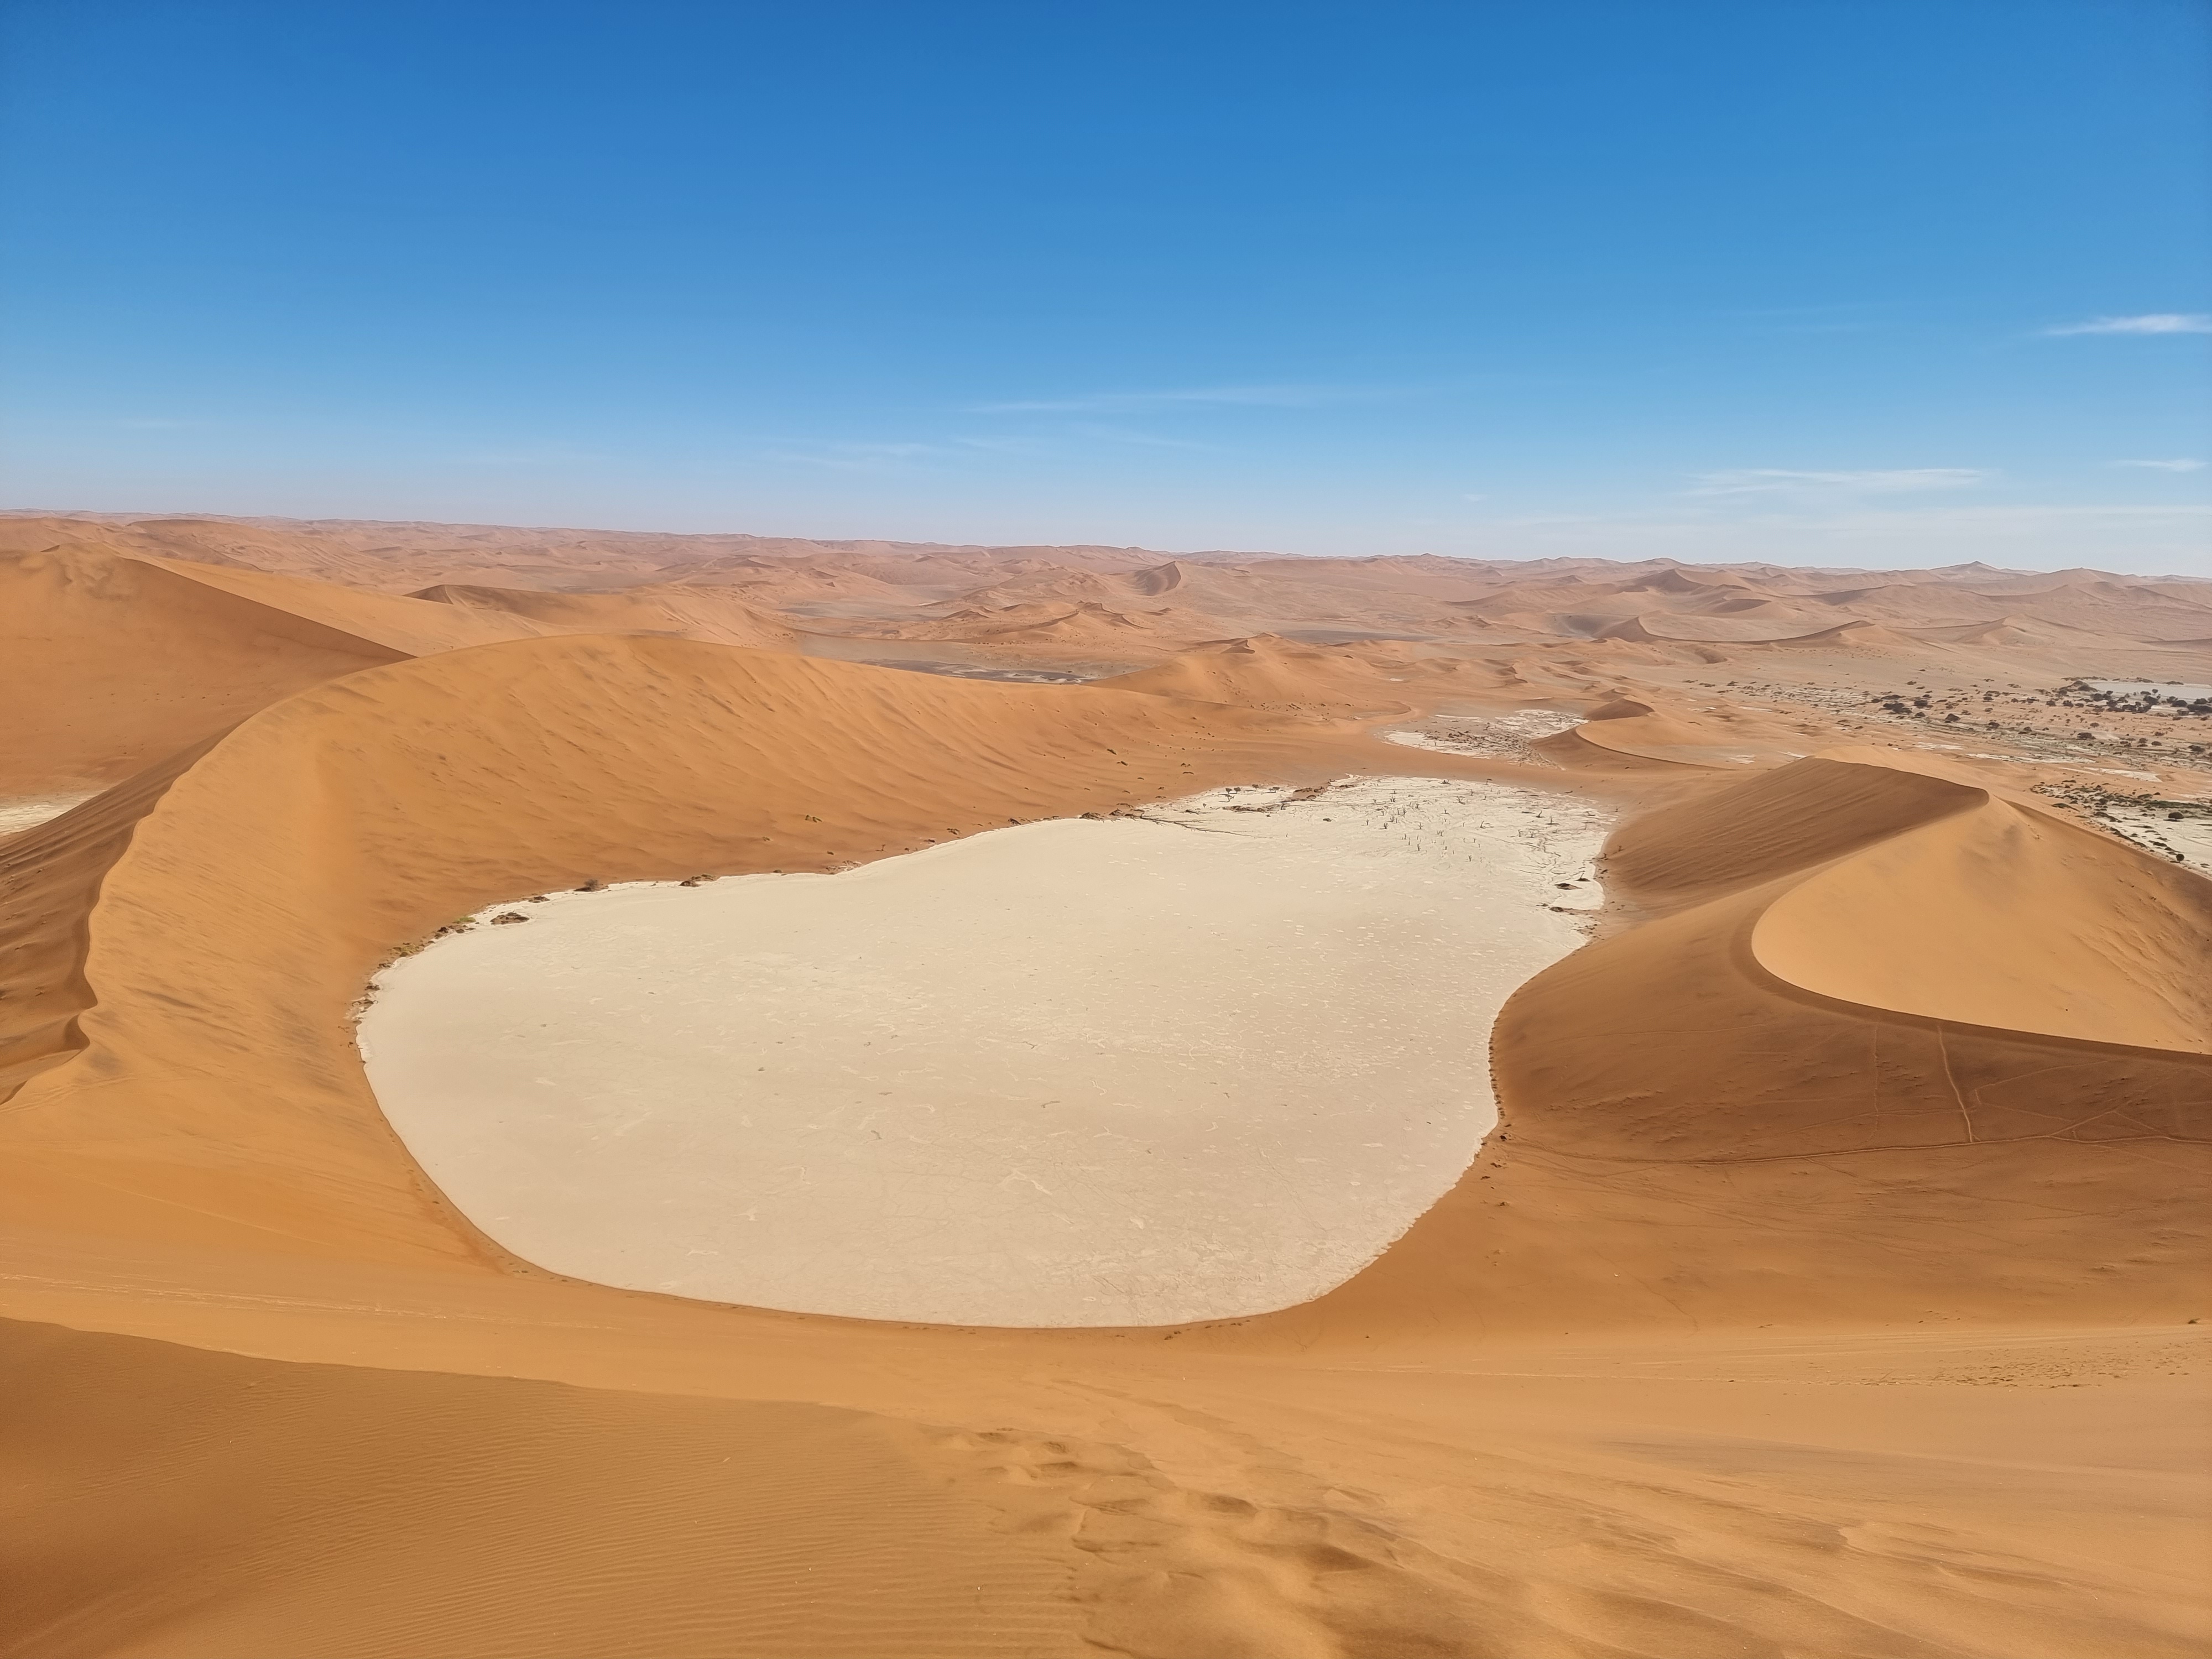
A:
[[2, 512, 2207, 1658], [409, 580, 797, 649]]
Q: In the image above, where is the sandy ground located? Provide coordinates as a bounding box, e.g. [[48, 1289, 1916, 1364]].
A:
[[2099, 801, 2212, 874], [1383, 708, 1582, 764], [4, 525, 2209, 1657], [362, 778, 1609, 1326]]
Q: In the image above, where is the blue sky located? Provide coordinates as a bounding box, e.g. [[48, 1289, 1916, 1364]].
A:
[[3, 2, 2208, 572]]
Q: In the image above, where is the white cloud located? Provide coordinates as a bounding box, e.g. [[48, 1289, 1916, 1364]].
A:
[[1081, 425, 1218, 451], [971, 384, 1379, 414], [760, 440, 938, 472], [1461, 492, 1488, 502], [452, 442, 614, 467], [1469, 502, 2212, 578], [2112, 457, 2206, 472], [2043, 313, 2212, 336], [949, 435, 1039, 453], [1686, 467, 1989, 497]]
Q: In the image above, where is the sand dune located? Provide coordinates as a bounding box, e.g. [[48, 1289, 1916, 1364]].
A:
[[1260, 753, 2210, 1345], [1603, 750, 1983, 895], [1098, 633, 1516, 713], [4, 1319, 1088, 1659], [1545, 693, 1787, 766], [0, 738, 215, 1099], [3, 518, 2206, 1657], [1594, 612, 1821, 644], [1752, 754, 2212, 1052], [409, 580, 797, 649], [849, 597, 1201, 657], [1763, 617, 1921, 650], [131, 557, 545, 656], [0, 546, 406, 792], [17, 508, 2210, 657]]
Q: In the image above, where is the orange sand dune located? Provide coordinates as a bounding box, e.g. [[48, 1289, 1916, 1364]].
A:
[[855, 597, 1196, 655], [3, 528, 2208, 1657], [669, 555, 944, 608], [1761, 617, 1922, 650], [1595, 611, 1837, 644], [15, 509, 2210, 658], [1, 512, 1157, 596], [1546, 693, 1799, 767], [410, 580, 796, 649], [1098, 633, 1515, 714], [1, 539, 825, 796], [0, 513, 377, 577], [1908, 614, 2086, 647], [930, 568, 1174, 611], [4, 1318, 1089, 1659], [1248, 752, 2208, 1348], [0, 545, 552, 795], [134, 556, 547, 656], [1808, 577, 2212, 637], [1751, 751, 2212, 1052], [0, 739, 215, 1098], [1, 547, 405, 794], [1603, 751, 1987, 895]]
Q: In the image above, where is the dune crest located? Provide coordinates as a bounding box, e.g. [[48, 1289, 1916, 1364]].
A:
[[1252, 752, 2210, 1347], [1751, 764, 2212, 1053], [408, 580, 797, 649], [0, 546, 405, 793]]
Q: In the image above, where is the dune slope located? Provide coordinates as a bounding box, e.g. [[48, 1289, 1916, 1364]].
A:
[[0, 547, 406, 794], [1752, 764, 2212, 1052], [1242, 754, 2211, 1347], [410, 580, 797, 649], [0, 740, 215, 1099], [3, 602, 2205, 1658], [0, 1318, 1087, 1659]]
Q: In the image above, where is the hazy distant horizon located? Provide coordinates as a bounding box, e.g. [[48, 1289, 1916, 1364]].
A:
[[12, 502, 2209, 586]]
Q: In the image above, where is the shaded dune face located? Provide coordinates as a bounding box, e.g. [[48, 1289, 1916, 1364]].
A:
[[0, 739, 216, 1100], [2, 1319, 1088, 1659], [407, 580, 799, 651], [1097, 634, 1445, 711], [1603, 755, 1987, 899], [0, 547, 405, 795], [1756, 789, 2212, 1053], [1557, 697, 1777, 766], [1613, 751, 2212, 1053], [1240, 755, 2210, 1350]]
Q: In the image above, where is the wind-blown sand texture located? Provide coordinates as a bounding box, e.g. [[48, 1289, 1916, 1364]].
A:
[[361, 779, 1608, 1326], [2, 511, 2208, 1658]]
